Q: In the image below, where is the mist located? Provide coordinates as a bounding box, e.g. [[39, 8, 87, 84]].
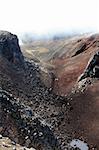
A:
[[0, 0, 98, 37]]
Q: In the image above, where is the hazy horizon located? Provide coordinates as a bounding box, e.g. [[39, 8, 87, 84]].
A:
[[0, 0, 98, 37]]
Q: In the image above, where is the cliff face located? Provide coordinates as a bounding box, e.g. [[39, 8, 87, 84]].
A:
[[0, 31, 24, 65]]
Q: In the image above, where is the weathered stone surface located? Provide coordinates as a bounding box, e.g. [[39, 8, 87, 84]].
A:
[[0, 31, 24, 65], [78, 51, 99, 81], [0, 89, 60, 150]]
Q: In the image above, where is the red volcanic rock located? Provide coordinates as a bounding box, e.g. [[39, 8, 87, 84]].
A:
[[47, 34, 99, 148], [50, 34, 99, 95]]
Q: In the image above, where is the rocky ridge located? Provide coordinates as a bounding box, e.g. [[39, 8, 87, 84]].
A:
[[0, 31, 24, 65], [0, 31, 73, 150], [0, 31, 99, 149]]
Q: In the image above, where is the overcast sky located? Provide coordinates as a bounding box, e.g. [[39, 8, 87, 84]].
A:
[[0, 0, 98, 35]]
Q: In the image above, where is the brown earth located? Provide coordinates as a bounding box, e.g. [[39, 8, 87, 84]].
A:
[[0, 32, 99, 149], [22, 33, 99, 149], [22, 34, 99, 94]]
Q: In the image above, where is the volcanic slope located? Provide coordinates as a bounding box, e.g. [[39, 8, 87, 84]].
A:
[[0, 31, 99, 149], [22, 33, 99, 149]]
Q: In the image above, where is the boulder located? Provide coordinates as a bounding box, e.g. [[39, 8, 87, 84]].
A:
[[0, 31, 24, 65]]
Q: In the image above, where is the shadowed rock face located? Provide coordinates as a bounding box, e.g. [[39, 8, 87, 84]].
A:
[[72, 43, 86, 57], [78, 51, 99, 81], [0, 31, 24, 65]]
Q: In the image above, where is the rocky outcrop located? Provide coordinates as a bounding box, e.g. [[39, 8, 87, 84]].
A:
[[78, 51, 99, 81], [0, 31, 24, 65], [72, 43, 86, 57]]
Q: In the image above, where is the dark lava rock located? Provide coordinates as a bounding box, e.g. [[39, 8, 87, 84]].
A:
[[72, 43, 86, 57], [0, 31, 24, 65], [78, 51, 99, 81], [0, 88, 60, 150]]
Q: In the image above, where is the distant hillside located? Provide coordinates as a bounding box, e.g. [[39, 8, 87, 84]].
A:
[[1, 31, 99, 149], [21, 33, 99, 93]]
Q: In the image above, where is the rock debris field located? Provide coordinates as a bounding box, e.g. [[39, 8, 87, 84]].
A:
[[0, 31, 99, 150]]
